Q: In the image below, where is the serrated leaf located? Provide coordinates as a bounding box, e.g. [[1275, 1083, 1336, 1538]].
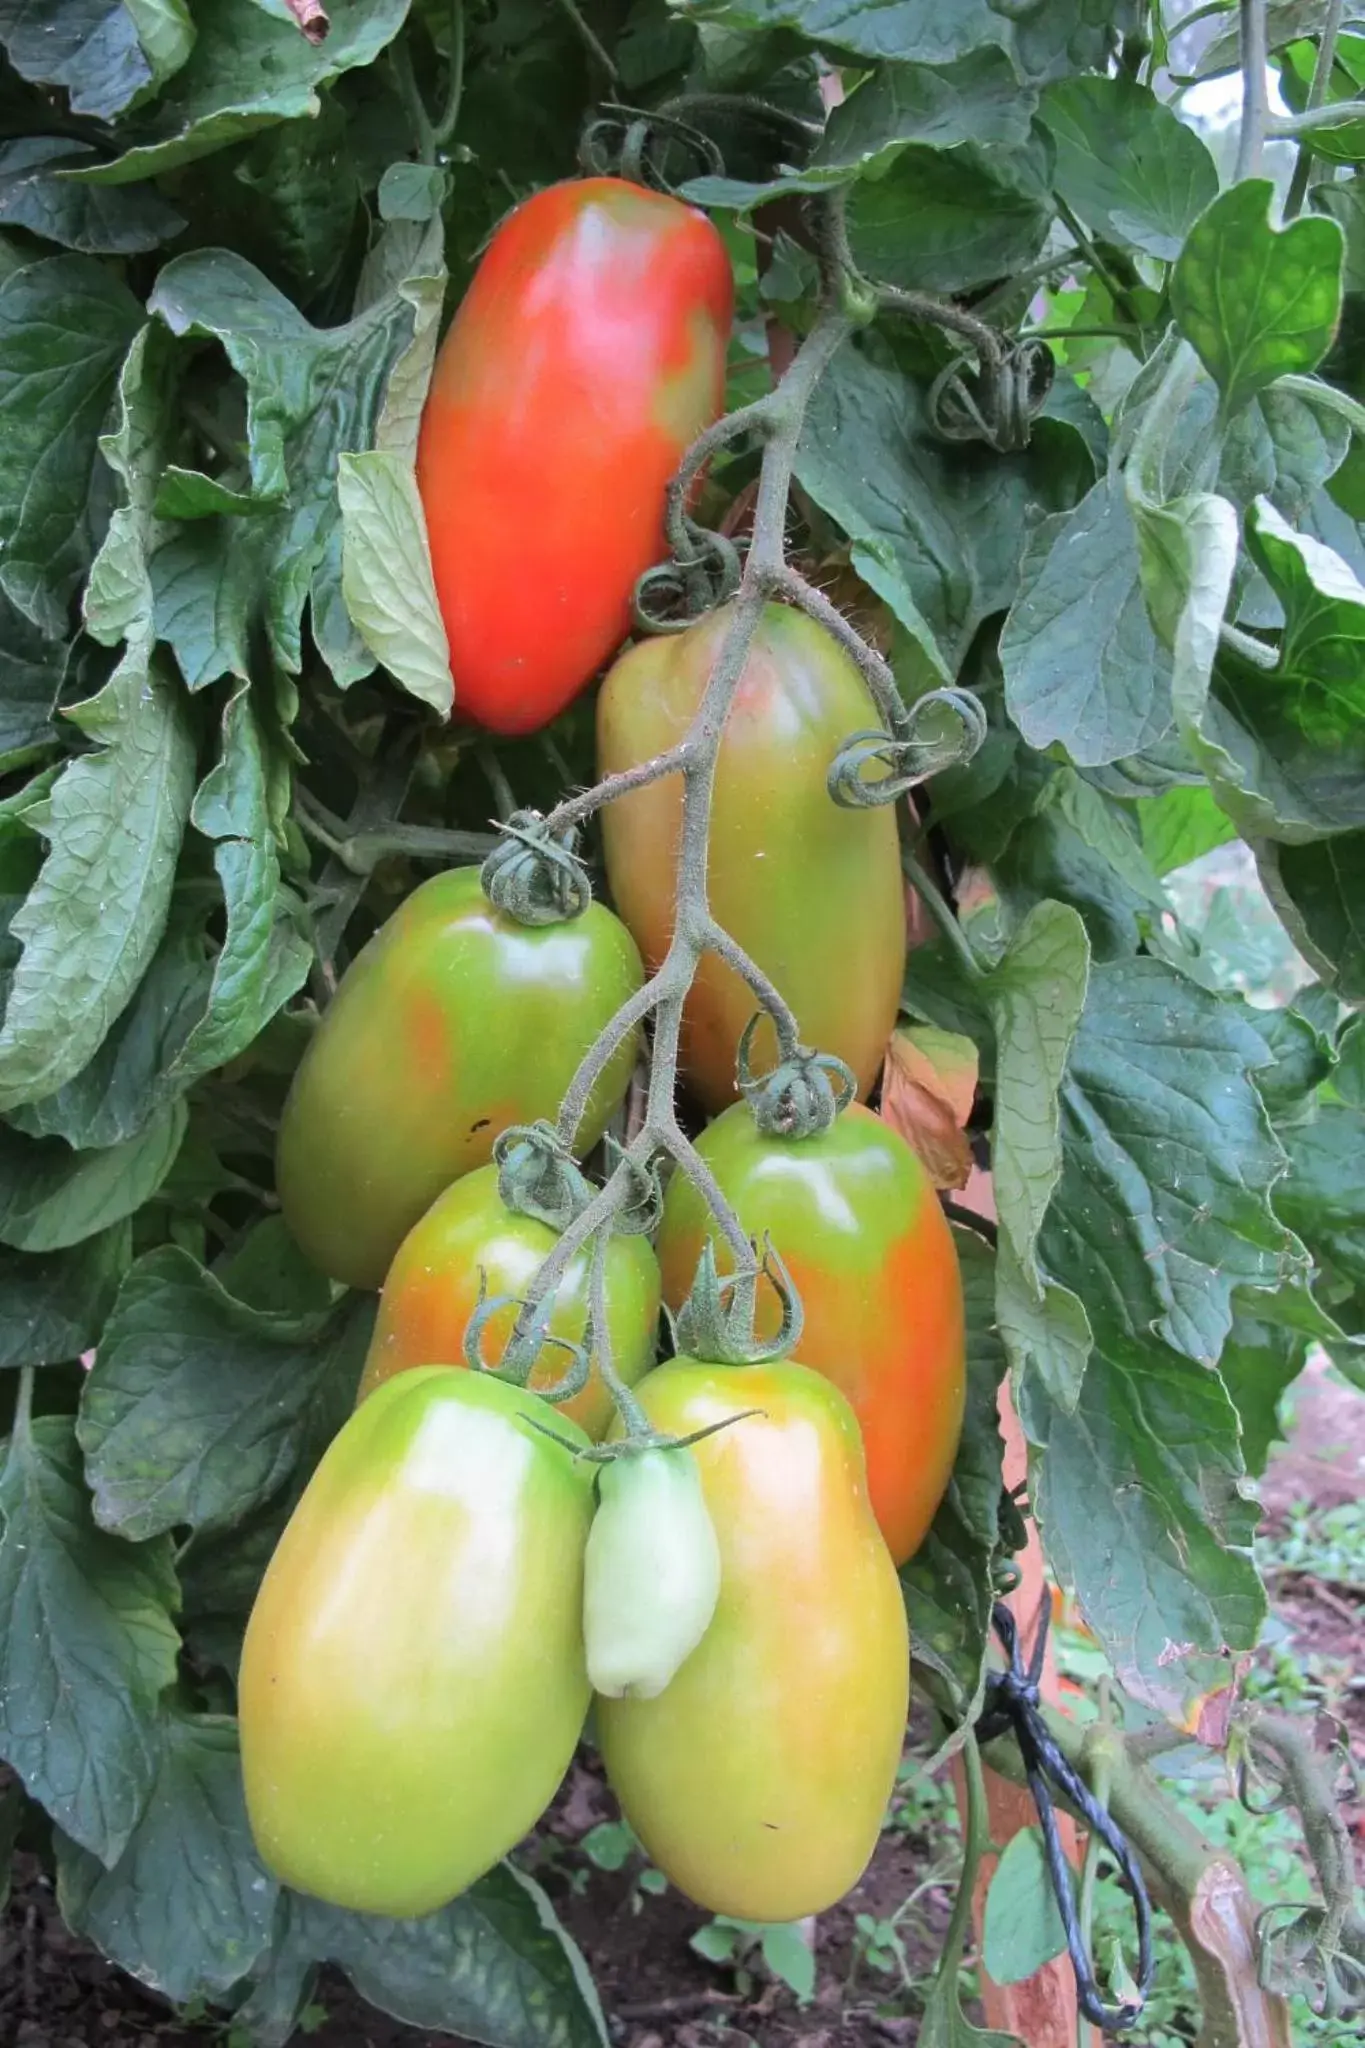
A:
[[0, 253, 141, 638], [1273, 1103, 1365, 1290], [151, 518, 265, 690], [797, 343, 1087, 676], [79, 1245, 372, 1541], [0, 1414, 180, 1862], [1140, 784, 1238, 876], [1172, 180, 1343, 417], [901, 1228, 1008, 1720], [240, 1864, 608, 2048], [0, 1103, 184, 1252], [56, 1713, 277, 2002], [0, 652, 196, 1111], [987, 900, 1091, 1292], [378, 161, 450, 223], [0, 139, 184, 254], [170, 684, 312, 1085], [70, 0, 409, 185], [1259, 834, 1365, 1001], [1031, 1331, 1265, 1718], [1245, 495, 1365, 744], [0, 0, 155, 120], [149, 226, 442, 680], [671, 0, 1135, 81], [0, 1227, 129, 1369], [1002, 476, 1175, 768], [847, 138, 1052, 296], [1217, 1305, 1307, 1478], [995, 1236, 1093, 1414], [0, 589, 64, 773], [338, 451, 453, 714], [1042, 959, 1297, 1366], [1040, 75, 1218, 262], [982, 1829, 1069, 1984]]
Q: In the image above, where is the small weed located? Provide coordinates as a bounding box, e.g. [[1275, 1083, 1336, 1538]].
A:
[[691, 1915, 816, 2004], [1258, 1499, 1365, 1589]]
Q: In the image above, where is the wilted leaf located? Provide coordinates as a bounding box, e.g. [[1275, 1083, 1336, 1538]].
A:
[[880, 1025, 978, 1189]]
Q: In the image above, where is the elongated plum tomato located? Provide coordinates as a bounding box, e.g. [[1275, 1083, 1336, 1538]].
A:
[[276, 867, 643, 1290], [583, 1445, 721, 1700], [357, 1163, 661, 1440], [656, 1102, 964, 1564], [239, 1369, 594, 1918], [597, 602, 906, 1111], [416, 177, 733, 735], [597, 1359, 908, 1921]]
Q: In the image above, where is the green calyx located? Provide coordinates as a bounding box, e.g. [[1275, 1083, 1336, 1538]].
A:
[[480, 809, 591, 925], [736, 1014, 855, 1140], [495, 1121, 596, 1232], [672, 1236, 804, 1366], [463, 1272, 591, 1407]]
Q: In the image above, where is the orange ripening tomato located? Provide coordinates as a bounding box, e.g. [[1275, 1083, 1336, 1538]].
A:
[[656, 1101, 964, 1564], [597, 1358, 908, 1921], [416, 177, 733, 735], [597, 602, 906, 1110], [357, 1164, 661, 1440]]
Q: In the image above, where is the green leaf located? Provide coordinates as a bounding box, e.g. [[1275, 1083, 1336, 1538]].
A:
[[240, 1865, 609, 2048], [0, 0, 157, 120], [83, 319, 180, 650], [982, 1829, 1069, 1985], [0, 590, 64, 773], [847, 138, 1052, 295], [1336, 1013, 1365, 1106], [1274, 1103, 1365, 1292], [378, 161, 450, 223], [901, 1229, 1008, 1720], [56, 1712, 277, 2002], [338, 451, 454, 715], [171, 685, 312, 1085], [0, 1414, 180, 1862], [0, 1104, 185, 1252], [0, 139, 184, 254], [1171, 180, 1344, 417], [672, 0, 1136, 81], [797, 342, 1088, 676], [0, 253, 141, 637], [149, 225, 442, 679], [684, 46, 1037, 205], [1313, 172, 1365, 293], [1259, 835, 1365, 1001], [71, 0, 410, 185], [1140, 784, 1238, 875], [1030, 1333, 1264, 1718], [1245, 495, 1365, 744], [1278, 30, 1365, 164], [1001, 477, 1174, 768], [151, 519, 266, 689], [1039, 75, 1218, 262], [986, 901, 1090, 1293], [0, 1227, 129, 1369], [1217, 1306, 1307, 1478], [124, 0, 194, 85], [995, 1238, 1094, 1417], [0, 654, 197, 1112], [759, 1921, 817, 2002], [1041, 959, 1296, 1367], [79, 1244, 372, 1542]]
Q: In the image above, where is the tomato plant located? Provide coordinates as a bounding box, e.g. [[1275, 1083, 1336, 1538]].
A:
[[417, 177, 733, 735], [656, 1101, 965, 1564], [358, 1161, 660, 1440], [0, 3, 1362, 2044], [276, 865, 644, 1289], [597, 600, 906, 1109], [239, 1368, 595, 1918], [596, 1356, 909, 1922]]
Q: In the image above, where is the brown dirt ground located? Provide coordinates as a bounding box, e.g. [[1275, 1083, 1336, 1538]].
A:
[[4, 1362, 1362, 2048]]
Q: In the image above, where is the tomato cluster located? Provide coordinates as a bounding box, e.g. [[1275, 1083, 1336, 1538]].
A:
[[245, 176, 965, 1935]]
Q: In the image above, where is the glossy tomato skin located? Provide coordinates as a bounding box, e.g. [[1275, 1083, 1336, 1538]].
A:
[[276, 866, 643, 1291], [597, 602, 906, 1110], [239, 1368, 595, 1918], [597, 1358, 908, 1922], [357, 1163, 661, 1439], [656, 1103, 964, 1564], [417, 177, 733, 736]]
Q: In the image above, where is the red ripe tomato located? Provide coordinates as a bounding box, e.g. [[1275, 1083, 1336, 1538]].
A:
[[417, 177, 733, 735], [597, 602, 906, 1111], [655, 1102, 964, 1564]]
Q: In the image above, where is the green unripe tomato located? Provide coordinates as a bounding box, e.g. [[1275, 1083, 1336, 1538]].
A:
[[238, 1368, 595, 1918], [584, 1445, 722, 1700], [275, 866, 644, 1289]]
